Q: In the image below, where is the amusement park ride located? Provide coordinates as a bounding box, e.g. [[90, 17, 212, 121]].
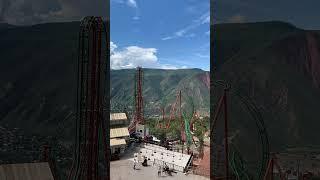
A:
[[126, 65, 199, 155], [157, 91, 198, 141], [67, 16, 109, 180], [128, 67, 144, 134], [211, 80, 287, 180]]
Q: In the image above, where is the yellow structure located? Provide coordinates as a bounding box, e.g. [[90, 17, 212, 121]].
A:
[[0, 162, 54, 180], [110, 113, 129, 155]]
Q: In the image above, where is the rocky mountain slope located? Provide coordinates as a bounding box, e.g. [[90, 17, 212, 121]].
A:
[[213, 21, 320, 151], [110, 68, 210, 117]]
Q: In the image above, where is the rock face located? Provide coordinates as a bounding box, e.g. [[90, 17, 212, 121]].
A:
[[213, 22, 320, 151], [270, 31, 320, 88], [198, 72, 210, 89]]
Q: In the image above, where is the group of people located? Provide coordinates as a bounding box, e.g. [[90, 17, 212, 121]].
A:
[[133, 158, 173, 177], [158, 163, 171, 176], [133, 157, 148, 170]]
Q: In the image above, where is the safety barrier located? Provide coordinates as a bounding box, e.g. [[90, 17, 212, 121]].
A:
[[154, 158, 185, 172]]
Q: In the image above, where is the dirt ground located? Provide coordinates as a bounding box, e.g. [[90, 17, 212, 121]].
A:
[[193, 145, 210, 177]]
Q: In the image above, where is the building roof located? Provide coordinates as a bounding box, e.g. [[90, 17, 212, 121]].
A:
[[110, 113, 127, 121], [110, 138, 127, 147], [0, 162, 54, 180], [110, 127, 129, 138]]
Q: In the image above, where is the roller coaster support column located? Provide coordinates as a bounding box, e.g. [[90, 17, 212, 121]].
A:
[[223, 88, 229, 180]]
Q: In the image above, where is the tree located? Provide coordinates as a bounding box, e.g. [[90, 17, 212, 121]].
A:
[[194, 118, 207, 158]]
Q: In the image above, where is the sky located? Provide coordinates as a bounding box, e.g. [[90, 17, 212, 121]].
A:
[[110, 0, 210, 71], [0, 0, 108, 25], [1, 0, 320, 70], [213, 0, 320, 30]]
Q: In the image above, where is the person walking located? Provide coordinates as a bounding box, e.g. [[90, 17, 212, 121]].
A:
[[158, 165, 161, 177], [133, 159, 137, 170]]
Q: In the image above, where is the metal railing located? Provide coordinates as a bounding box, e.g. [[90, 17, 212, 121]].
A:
[[154, 158, 185, 172]]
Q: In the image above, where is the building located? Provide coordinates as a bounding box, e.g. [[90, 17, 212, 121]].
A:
[[0, 162, 55, 180], [110, 113, 129, 127], [110, 113, 130, 155], [135, 123, 149, 138]]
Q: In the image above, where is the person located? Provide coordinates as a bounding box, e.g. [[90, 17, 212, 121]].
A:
[[133, 159, 136, 170], [142, 158, 147, 166], [158, 166, 161, 176], [164, 163, 169, 171]]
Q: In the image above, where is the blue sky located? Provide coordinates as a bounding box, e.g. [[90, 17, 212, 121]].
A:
[[110, 0, 210, 71]]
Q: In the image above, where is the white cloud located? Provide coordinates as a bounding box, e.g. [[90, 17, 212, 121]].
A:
[[112, 0, 139, 20], [111, 0, 124, 3], [228, 14, 246, 23], [127, 0, 137, 8], [202, 15, 210, 24], [160, 64, 178, 69], [110, 41, 117, 54], [175, 30, 186, 37], [162, 11, 209, 41], [161, 36, 174, 41], [195, 12, 210, 24], [111, 42, 184, 70], [186, 33, 196, 38], [132, 16, 139, 20], [195, 53, 209, 58]]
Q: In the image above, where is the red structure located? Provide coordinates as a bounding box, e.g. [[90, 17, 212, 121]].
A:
[[156, 90, 190, 146], [128, 67, 144, 134], [167, 90, 182, 129], [157, 107, 165, 128], [68, 16, 109, 180], [211, 88, 230, 179], [263, 154, 285, 180], [157, 90, 182, 131]]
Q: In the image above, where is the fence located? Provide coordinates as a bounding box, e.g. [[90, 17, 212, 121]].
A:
[[154, 158, 185, 172]]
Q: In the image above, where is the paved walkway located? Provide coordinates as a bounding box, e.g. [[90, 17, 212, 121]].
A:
[[110, 158, 209, 180], [110, 142, 209, 180]]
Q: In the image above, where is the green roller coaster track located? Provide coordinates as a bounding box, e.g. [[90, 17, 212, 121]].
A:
[[182, 111, 193, 147], [212, 80, 270, 179], [229, 145, 251, 180]]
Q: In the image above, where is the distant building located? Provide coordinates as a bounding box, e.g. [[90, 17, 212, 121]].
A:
[[135, 124, 149, 138], [110, 113, 130, 156], [110, 113, 129, 127], [0, 162, 54, 180]]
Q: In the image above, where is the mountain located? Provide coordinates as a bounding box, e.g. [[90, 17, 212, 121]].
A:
[[110, 68, 210, 117], [0, 22, 209, 170], [0, 23, 15, 30], [0, 22, 80, 139], [212, 21, 320, 152], [0, 22, 83, 177]]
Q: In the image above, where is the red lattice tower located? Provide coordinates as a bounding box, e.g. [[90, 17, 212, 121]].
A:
[[211, 88, 230, 179], [128, 67, 144, 134], [263, 154, 285, 180], [68, 16, 109, 180]]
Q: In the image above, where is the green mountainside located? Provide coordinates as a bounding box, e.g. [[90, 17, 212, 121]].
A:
[[213, 21, 320, 152], [111, 68, 210, 117], [1, 20, 320, 175]]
